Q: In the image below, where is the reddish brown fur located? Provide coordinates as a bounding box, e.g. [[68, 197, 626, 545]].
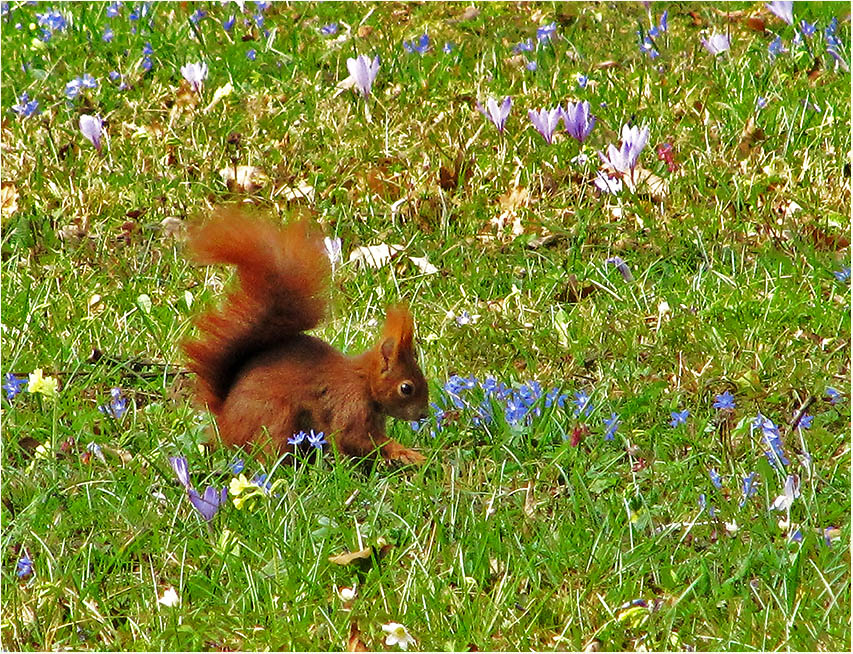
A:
[[183, 209, 428, 464]]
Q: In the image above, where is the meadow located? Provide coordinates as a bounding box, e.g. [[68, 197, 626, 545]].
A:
[[1, 1, 850, 651]]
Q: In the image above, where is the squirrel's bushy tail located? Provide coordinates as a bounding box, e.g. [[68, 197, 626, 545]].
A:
[[183, 207, 330, 413]]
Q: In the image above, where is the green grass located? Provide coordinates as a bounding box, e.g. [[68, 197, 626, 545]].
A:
[[1, 1, 850, 651]]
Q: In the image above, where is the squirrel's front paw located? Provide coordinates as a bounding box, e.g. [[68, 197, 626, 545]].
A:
[[382, 441, 426, 465]]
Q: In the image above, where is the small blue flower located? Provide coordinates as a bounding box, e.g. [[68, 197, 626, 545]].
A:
[[142, 42, 153, 55], [253, 12, 263, 28], [102, 26, 114, 42], [833, 266, 851, 282], [17, 555, 33, 578], [756, 96, 768, 110], [251, 473, 272, 492], [403, 33, 430, 55], [826, 387, 842, 405], [514, 38, 534, 53], [109, 70, 121, 82], [739, 472, 758, 506], [287, 430, 307, 446], [320, 22, 338, 36], [709, 468, 722, 489], [545, 387, 567, 409], [246, 48, 256, 60], [190, 8, 206, 24], [573, 390, 593, 417], [141, 56, 152, 71], [754, 414, 789, 469], [39, 28, 52, 42], [639, 35, 659, 59], [229, 458, 245, 474], [443, 42, 454, 54], [576, 73, 588, 89], [307, 430, 327, 450], [670, 409, 689, 427], [36, 6, 67, 32], [713, 391, 736, 410], [525, 60, 537, 71], [536, 21, 557, 42], [106, 3, 121, 18], [98, 387, 128, 419], [10, 93, 38, 119], [254, 0, 271, 10], [223, 14, 236, 31], [790, 528, 803, 543], [3, 372, 27, 400], [768, 36, 787, 58], [797, 414, 813, 429], [698, 493, 716, 518], [65, 78, 82, 99], [799, 19, 816, 37], [603, 412, 620, 440]]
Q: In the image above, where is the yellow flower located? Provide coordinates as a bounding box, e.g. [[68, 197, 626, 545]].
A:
[[28, 369, 58, 398], [228, 474, 253, 497]]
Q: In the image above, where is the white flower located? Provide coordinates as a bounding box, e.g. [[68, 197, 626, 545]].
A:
[[770, 475, 800, 512], [157, 586, 180, 607], [382, 622, 415, 650]]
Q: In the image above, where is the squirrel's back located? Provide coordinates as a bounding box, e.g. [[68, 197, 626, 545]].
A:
[[183, 208, 331, 413]]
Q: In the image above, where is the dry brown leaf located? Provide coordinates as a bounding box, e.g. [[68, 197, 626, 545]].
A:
[[499, 186, 529, 211], [220, 165, 267, 193], [409, 255, 439, 275], [348, 243, 404, 269], [279, 181, 315, 203], [175, 79, 198, 109], [634, 168, 669, 202], [356, 25, 373, 38], [328, 540, 392, 567], [737, 116, 766, 157], [460, 5, 480, 20], [347, 623, 368, 652], [1, 182, 18, 219]]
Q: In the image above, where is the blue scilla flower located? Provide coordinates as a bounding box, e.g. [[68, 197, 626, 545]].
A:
[[11, 93, 38, 119], [3, 372, 27, 399], [320, 22, 338, 36]]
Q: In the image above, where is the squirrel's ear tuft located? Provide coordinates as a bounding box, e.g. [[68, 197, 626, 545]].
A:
[[383, 305, 414, 351]]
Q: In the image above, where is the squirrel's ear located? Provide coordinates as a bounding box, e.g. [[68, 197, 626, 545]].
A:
[[383, 305, 414, 350]]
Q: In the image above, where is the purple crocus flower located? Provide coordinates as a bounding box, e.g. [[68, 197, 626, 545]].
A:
[[346, 54, 380, 98], [3, 373, 27, 400], [562, 100, 595, 143], [605, 256, 633, 282], [599, 124, 649, 178], [188, 486, 227, 521], [528, 107, 562, 144], [766, 1, 793, 25], [169, 455, 191, 489], [476, 96, 512, 133], [320, 22, 338, 36], [79, 114, 103, 152], [180, 61, 208, 93], [701, 33, 730, 55]]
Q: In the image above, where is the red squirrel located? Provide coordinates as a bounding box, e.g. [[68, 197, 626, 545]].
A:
[[183, 208, 428, 464]]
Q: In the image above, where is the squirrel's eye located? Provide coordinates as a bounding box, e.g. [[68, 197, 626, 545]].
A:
[[399, 382, 414, 396]]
